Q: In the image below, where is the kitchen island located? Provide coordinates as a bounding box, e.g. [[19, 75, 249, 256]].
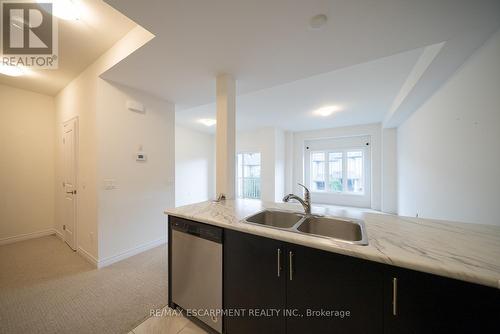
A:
[[165, 199, 500, 334], [165, 199, 500, 288]]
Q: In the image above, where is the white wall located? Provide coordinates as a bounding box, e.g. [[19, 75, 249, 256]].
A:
[[236, 127, 285, 202], [381, 128, 397, 213], [0, 85, 55, 243], [397, 29, 500, 225], [291, 123, 382, 210], [284, 131, 294, 196], [239, 124, 387, 210], [175, 126, 215, 206], [96, 81, 175, 262], [55, 60, 99, 258], [55, 26, 155, 262], [274, 128, 286, 202]]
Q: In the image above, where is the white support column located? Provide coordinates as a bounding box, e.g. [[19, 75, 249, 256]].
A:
[[215, 74, 236, 199]]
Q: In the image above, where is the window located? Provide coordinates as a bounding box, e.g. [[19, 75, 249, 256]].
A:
[[310, 150, 365, 194], [347, 151, 363, 193], [237, 152, 261, 199], [311, 152, 325, 191], [328, 152, 343, 192]]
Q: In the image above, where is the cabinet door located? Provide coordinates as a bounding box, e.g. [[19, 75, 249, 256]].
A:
[[286, 244, 383, 334], [384, 267, 500, 334], [384, 268, 441, 334], [224, 230, 286, 334]]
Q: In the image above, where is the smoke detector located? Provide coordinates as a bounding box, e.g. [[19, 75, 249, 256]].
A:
[[309, 14, 328, 30]]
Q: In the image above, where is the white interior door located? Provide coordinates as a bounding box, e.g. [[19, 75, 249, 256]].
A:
[[62, 118, 77, 250]]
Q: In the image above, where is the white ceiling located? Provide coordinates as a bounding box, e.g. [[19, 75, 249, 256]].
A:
[[177, 47, 424, 133], [103, 0, 500, 112], [0, 0, 135, 96]]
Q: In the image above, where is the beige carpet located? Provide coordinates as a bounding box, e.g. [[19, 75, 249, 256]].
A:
[[0, 235, 168, 334]]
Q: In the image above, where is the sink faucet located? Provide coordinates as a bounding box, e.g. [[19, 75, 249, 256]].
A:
[[283, 183, 311, 215]]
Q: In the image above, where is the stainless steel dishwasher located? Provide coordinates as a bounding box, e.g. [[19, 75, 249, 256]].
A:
[[171, 218, 223, 333]]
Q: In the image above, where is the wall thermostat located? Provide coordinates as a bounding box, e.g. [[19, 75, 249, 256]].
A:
[[136, 152, 147, 161]]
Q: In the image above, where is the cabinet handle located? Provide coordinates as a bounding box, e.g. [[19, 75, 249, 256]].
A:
[[392, 277, 398, 316], [289, 251, 293, 281], [277, 248, 281, 277]]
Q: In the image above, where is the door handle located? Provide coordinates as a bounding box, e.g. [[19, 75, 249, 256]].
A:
[[66, 190, 76, 195], [392, 277, 398, 316], [277, 248, 281, 277], [289, 251, 293, 281]]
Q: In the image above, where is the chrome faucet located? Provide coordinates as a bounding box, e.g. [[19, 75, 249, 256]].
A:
[[283, 183, 311, 215]]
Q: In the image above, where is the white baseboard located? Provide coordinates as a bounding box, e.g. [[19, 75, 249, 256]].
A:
[[97, 237, 166, 268], [0, 228, 56, 246], [77, 246, 98, 268], [1, 229, 165, 270], [54, 229, 64, 240]]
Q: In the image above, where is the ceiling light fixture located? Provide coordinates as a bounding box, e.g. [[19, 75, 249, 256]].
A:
[[0, 64, 25, 77], [309, 14, 328, 30], [198, 118, 217, 127], [313, 105, 341, 117], [38, 0, 81, 21]]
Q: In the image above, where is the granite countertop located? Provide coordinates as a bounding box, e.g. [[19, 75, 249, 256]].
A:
[[165, 199, 500, 289]]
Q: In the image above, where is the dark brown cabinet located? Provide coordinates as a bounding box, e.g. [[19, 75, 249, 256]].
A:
[[224, 230, 384, 334], [383, 266, 500, 334], [286, 243, 383, 334], [224, 230, 286, 334]]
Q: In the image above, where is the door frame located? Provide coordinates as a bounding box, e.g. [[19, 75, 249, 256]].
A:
[[62, 116, 79, 250]]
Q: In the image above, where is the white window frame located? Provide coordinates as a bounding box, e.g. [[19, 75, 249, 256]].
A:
[[309, 149, 365, 195], [304, 136, 371, 208]]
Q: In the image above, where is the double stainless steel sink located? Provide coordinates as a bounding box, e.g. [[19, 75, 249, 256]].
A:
[[243, 209, 368, 245]]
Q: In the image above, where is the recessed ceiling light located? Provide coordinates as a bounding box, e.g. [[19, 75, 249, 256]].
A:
[[313, 105, 341, 117], [0, 64, 25, 77], [38, 0, 81, 21], [198, 118, 217, 127], [309, 14, 328, 30]]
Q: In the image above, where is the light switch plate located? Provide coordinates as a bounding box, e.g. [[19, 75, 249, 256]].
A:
[[103, 179, 117, 190]]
